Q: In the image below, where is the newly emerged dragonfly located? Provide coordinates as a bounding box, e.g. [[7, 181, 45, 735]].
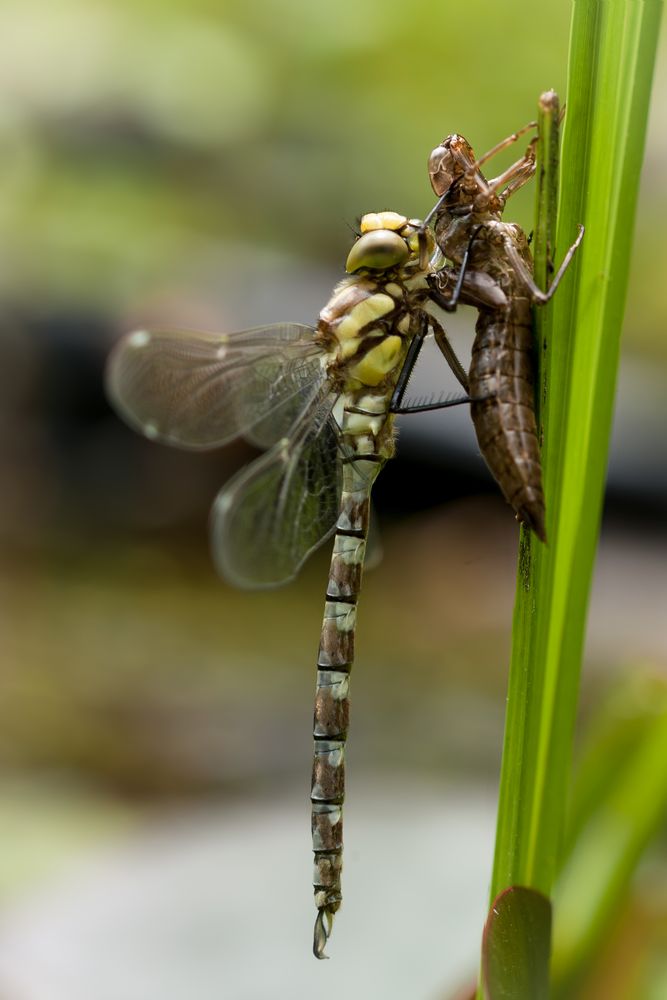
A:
[[426, 121, 583, 540], [106, 211, 467, 959]]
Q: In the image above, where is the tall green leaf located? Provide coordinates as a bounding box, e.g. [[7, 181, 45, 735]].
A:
[[479, 0, 662, 991]]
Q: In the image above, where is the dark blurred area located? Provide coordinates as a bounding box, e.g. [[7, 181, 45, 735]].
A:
[[0, 2, 665, 997]]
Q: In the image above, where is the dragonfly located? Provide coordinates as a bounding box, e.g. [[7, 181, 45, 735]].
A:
[[425, 121, 583, 540], [106, 210, 469, 959]]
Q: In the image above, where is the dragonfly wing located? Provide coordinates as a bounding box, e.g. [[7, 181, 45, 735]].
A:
[[211, 393, 342, 587], [106, 324, 327, 450], [238, 350, 329, 449]]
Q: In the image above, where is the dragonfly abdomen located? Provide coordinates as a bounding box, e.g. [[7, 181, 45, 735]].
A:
[[470, 298, 546, 541], [311, 413, 387, 957]]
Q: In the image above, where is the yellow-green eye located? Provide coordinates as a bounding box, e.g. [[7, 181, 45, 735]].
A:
[[345, 230, 409, 273]]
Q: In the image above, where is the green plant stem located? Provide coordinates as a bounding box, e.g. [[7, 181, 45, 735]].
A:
[[477, 0, 662, 994]]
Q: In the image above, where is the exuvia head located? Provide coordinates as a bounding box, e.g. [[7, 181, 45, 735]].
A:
[[345, 211, 434, 274], [428, 134, 478, 198]]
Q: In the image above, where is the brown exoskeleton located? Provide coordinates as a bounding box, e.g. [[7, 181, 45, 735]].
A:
[[425, 123, 583, 540]]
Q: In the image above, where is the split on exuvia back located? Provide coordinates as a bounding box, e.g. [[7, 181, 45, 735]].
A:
[[106, 118, 582, 959]]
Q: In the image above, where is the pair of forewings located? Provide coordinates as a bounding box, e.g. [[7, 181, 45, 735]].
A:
[[106, 323, 357, 588]]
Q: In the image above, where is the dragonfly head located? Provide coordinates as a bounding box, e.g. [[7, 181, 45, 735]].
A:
[[428, 134, 477, 198], [345, 212, 433, 274]]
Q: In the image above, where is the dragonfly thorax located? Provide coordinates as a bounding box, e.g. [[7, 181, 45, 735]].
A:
[[319, 266, 427, 394]]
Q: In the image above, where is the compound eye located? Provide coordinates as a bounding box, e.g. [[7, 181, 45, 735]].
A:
[[345, 230, 409, 273]]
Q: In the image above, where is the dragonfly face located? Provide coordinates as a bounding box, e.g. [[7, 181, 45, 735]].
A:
[[346, 211, 434, 274]]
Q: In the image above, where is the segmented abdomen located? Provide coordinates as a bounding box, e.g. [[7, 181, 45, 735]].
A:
[[469, 291, 546, 541], [311, 450, 382, 958]]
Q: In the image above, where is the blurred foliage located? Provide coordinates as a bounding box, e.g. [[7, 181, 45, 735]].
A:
[[1, 0, 662, 354], [0, 775, 134, 896], [0, 505, 519, 796], [0, 0, 591, 309], [553, 671, 667, 996]]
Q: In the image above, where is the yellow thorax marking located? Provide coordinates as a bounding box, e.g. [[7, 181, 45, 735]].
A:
[[349, 335, 403, 387], [336, 293, 395, 341]]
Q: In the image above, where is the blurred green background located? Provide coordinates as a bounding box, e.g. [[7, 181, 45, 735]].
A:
[[0, 1, 666, 997]]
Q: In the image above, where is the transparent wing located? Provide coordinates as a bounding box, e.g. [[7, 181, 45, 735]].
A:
[[105, 324, 328, 450], [211, 391, 342, 587]]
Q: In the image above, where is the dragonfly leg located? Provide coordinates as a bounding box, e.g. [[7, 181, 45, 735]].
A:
[[390, 315, 471, 414], [490, 137, 538, 201], [485, 102, 566, 200], [472, 120, 538, 174], [429, 314, 469, 392], [503, 224, 584, 303], [389, 316, 429, 412], [540, 223, 585, 300], [391, 392, 471, 415], [428, 225, 487, 315], [446, 226, 485, 312]]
